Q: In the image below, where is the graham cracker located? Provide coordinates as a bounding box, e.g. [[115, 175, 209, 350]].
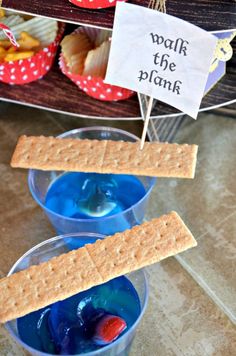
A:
[[0, 212, 197, 323], [10, 136, 198, 178]]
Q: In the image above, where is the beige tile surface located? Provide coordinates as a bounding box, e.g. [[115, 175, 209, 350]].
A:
[[0, 324, 26, 356], [146, 113, 236, 324], [147, 114, 236, 239], [177, 211, 236, 324], [0, 102, 235, 355], [131, 260, 236, 356]]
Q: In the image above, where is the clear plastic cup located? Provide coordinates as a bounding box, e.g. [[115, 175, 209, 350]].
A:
[[6, 233, 149, 356], [28, 127, 156, 235]]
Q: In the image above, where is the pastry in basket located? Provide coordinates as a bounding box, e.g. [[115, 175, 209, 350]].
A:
[[60, 28, 134, 101]]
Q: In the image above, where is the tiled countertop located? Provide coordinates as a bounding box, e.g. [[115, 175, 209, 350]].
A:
[[0, 102, 235, 355]]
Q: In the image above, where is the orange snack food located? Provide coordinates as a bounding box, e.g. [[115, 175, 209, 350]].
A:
[[4, 51, 35, 62], [18, 31, 40, 50], [0, 32, 40, 62], [0, 39, 11, 49], [0, 47, 6, 60]]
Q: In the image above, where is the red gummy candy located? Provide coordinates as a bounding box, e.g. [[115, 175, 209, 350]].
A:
[[93, 315, 127, 345]]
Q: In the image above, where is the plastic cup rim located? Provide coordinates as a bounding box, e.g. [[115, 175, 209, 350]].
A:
[[6, 232, 149, 356], [28, 126, 156, 224]]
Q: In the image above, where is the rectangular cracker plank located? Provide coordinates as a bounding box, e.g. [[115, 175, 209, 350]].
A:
[[87, 211, 197, 281], [0, 212, 197, 323], [11, 136, 107, 173], [10, 136, 198, 178], [0, 248, 103, 323]]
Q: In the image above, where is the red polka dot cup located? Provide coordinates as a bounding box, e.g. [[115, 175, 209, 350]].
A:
[[0, 23, 65, 85], [59, 27, 134, 102], [59, 56, 134, 101], [69, 0, 127, 10]]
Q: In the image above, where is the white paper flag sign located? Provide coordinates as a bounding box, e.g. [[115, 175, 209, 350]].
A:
[[105, 3, 218, 119]]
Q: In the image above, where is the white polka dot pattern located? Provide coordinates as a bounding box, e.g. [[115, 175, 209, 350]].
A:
[[58, 26, 134, 102], [59, 53, 134, 101], [69, 0, 127, 9], [0, 24, 65, 85]]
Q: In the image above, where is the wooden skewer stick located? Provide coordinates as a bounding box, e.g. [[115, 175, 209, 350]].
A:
[[140, 96, 154, 150], [140, 0, 166, 150]]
